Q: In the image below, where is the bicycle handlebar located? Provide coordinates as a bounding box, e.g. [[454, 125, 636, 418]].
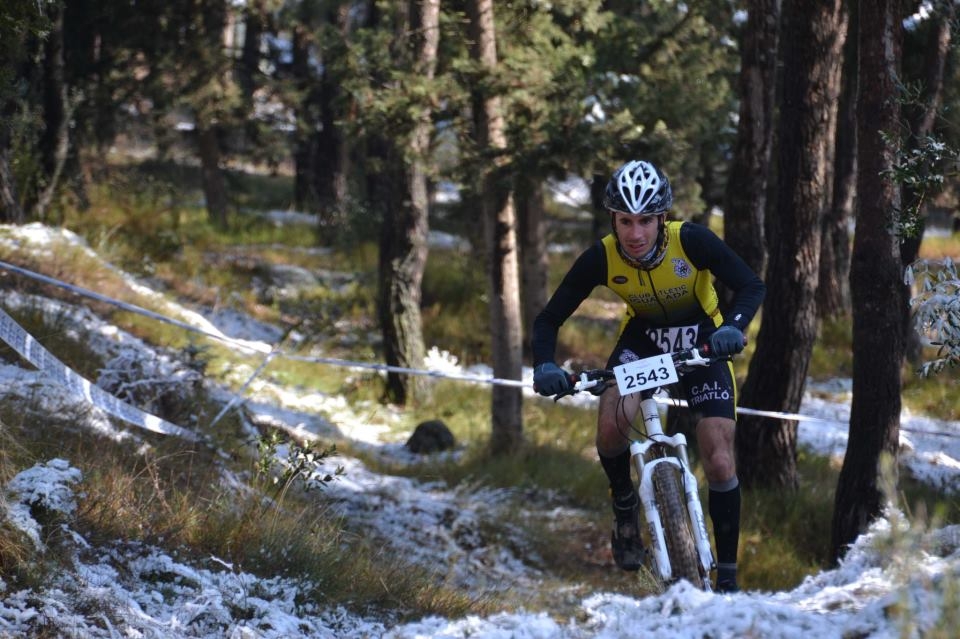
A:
[[547, 346, 731, 401]]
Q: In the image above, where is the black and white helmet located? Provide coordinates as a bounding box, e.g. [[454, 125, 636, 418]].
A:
[[602, 160, 673, 215]]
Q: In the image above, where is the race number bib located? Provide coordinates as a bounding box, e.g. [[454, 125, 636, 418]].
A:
[[614, 354, 679, 396], [646, 325, 699, 354]]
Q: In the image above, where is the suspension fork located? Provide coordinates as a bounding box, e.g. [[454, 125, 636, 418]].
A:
[[629, 399, 716, 579]]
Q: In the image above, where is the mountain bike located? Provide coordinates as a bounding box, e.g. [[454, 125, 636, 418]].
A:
[[549, 347, 725, 590]]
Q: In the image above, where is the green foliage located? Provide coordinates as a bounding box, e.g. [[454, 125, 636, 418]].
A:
[[581, 0, 737, 213], [254, 431, 344, 498], [907, 258, 960, 377], [883, 130, 960, 236]]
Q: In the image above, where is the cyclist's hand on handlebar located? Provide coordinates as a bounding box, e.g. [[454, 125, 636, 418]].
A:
[[533, 362, 571, 396], [708, 325, 746, 356]]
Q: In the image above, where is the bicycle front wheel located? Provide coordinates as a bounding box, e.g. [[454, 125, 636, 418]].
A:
[[652, 462, 705, 588]]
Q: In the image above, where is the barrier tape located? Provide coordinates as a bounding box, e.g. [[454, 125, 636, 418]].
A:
[[0, 259, 948, 437], [0, 306, 196, 440], [0, 260, 270, 355]]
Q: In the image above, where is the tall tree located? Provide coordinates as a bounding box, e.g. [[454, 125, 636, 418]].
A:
[[289, 1, 350, 231], [111, 0, 240, 229], [817, 0, 858, 318], [466, 0, 524, 454], [377, 0, 441, 405], [831, 0, 905, 562], [516, 177, 547, 359], [721, 0, 780, 309], [0, 0, 48, 223], [736, 0, 847, 489], [34, 0, 70, 222]]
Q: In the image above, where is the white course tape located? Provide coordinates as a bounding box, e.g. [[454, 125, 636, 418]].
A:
[[0, 307, 196, 441], [3, 258, 931, 435], [0, 260, 269, 355], [650, 394, 840, 424]]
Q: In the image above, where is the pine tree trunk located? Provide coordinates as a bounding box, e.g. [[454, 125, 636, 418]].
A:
[[197, 123, 229, 230], [0, 149, 24, 223], [720, 0, 779, 310], [35, 2, 69, 222], [377, 0, 439, 405], [238, 0, 265, 103], [517, 177, 548, 360], [736, 0, 847, 489], [831, 0, 905, 563], [817, 0, 857, 319], [378, 152, 429, 404], [468, 0, 524, 454]]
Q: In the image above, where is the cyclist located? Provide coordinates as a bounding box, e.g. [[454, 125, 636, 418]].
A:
[[531, 160, 765, 593]]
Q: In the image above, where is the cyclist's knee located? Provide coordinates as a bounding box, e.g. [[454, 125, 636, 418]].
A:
[[703, 453, 736, 483], [696, 417, 736, 481], [596, 426, 628, 457], [596, 413, 629, 457]]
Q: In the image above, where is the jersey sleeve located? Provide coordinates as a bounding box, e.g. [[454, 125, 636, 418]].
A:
[[680, 223, 766, 332], [531, 242, 607, 366]]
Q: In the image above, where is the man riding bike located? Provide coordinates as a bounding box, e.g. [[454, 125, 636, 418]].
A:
[[531, 160, 765, 593]]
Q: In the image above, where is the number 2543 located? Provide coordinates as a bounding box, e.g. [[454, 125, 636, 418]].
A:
[[623, 366, 670, 389]]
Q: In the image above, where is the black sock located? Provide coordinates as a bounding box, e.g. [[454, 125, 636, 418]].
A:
[[709, 478, 741, 568], [599, 449, 634, 500]]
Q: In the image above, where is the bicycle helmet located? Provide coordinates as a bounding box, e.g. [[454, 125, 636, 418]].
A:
[[602, 160, 673, 215]]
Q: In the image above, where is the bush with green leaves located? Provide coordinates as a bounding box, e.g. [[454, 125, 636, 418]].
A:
[[907, 257, 960, 376], [254, 431, 343, 497]]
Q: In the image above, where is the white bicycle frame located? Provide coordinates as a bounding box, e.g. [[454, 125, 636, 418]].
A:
[[568, 348, 722, 588], [631, 395, 716, 585]]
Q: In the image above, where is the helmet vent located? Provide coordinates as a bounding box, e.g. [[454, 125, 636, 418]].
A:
[[603, 160, 673, 215]]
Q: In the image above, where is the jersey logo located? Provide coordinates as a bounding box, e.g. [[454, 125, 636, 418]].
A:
[[612, 275, 629, 284], [672, 258, 691, 279]]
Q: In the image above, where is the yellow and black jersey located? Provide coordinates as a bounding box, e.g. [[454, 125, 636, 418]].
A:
[[532, 221, 765, 366]]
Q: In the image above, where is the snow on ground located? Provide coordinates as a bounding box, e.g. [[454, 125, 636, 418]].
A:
[[802, 379, 960, 494], [1, 223, 959, 637]]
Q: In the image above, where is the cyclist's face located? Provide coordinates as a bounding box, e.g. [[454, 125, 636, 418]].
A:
[[613, 212, 662, 259]]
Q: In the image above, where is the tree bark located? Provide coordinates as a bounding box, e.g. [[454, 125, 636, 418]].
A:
[[291, 24, 322, 216], [377, 0, 440, 405], [720, 0, 779, 310], [238, 0, 265, 103], [291, 5, 350, 236], [817, 0, 857, 319], [467, 0, 524, 454], [736, 0, 847, 489], [517, 177, 548, 360], [197, 123, 229, 230], [0, 149, 24, 223], [831, 0, 905, 563], [34, 1, 70, 222]]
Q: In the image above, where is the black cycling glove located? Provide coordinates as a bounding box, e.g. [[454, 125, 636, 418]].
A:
[[533, 362, 571, 396], [708, 325, 746, 356]]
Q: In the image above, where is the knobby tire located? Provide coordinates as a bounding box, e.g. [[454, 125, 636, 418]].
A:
[[652, 462, 705, 589]]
